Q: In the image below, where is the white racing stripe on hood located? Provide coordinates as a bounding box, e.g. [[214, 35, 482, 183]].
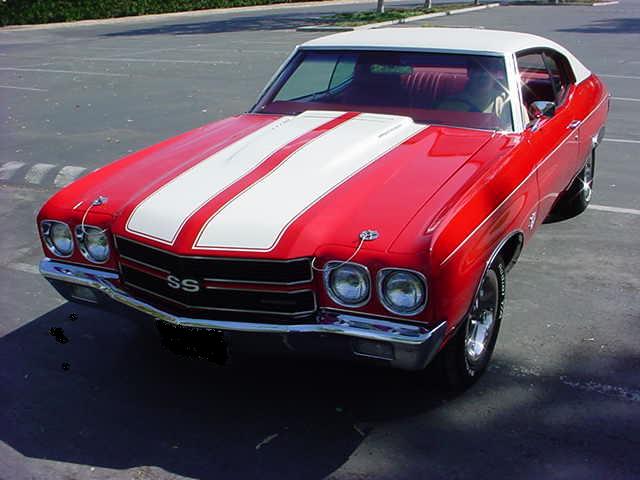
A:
[[194, 113, 426, 251], [126, 111, 343, 244]]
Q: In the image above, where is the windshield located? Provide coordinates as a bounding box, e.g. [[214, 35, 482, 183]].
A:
[[252, 50, 514, 131]]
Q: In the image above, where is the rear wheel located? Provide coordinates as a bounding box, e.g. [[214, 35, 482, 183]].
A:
[[436, 256, 505, 391], [545, 149, 595, 222]]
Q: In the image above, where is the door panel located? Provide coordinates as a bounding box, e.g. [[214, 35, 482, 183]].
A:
[[526, 103, 580, 220], [517, 50, 580, 219]]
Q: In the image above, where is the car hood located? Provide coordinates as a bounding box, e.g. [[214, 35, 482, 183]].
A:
[[43, 110, 494, 258]]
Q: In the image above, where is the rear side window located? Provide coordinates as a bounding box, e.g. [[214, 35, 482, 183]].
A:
[[543, 53, 571, 104], [517, 50, 573, 119]]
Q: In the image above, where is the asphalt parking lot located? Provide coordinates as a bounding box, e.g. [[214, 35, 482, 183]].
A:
[[1, 1, 639, 479]]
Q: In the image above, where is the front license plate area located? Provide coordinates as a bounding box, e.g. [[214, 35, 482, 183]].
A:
[[155, 321, 228, 364]]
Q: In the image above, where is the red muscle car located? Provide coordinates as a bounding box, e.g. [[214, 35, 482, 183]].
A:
[[38, 28, 608, 389]]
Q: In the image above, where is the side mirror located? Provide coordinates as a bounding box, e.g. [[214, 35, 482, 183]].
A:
[[527, 101, 556, 131], [529, 100, 556, 119]]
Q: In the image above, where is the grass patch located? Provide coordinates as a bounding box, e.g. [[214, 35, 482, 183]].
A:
[[328, 2, 476, 26], [0, 0, 321, 27]]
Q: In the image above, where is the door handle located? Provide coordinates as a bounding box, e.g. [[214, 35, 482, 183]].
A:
[[567, 120, 582, 129]]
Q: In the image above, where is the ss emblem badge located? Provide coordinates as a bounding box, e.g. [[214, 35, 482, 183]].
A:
[[167, 275, 200, 293]]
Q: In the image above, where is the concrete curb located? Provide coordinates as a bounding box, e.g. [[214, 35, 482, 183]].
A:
[[297, 2, 499, 32], [502, 0, 619, 6]]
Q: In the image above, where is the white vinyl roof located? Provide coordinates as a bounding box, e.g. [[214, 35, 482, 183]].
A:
[[301, 28, 591, 83]]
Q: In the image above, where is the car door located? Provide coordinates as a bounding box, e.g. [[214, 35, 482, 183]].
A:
[[517, 49, 580, 220]]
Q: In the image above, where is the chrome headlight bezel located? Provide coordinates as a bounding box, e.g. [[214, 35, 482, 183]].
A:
[[41, 220, 74, 258], [75, 225, 110, 264], [323, 261, 371, 308], [377, 268, 428, 316]]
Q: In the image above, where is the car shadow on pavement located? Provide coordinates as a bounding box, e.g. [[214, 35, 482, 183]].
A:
[[2, 302, 639, 479], [103, 13, 329, 37], [0, 302, 447, 479], [557, 17, 640, 34]]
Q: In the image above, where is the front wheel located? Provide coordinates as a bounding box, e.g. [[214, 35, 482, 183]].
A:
[[436, 256, 506, 391]]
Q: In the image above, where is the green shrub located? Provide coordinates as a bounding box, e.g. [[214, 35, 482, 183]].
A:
[[0, 0, 312, 26]]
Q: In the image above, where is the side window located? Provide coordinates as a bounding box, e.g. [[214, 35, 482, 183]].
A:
[[542, 52, 571, 106], [517, 52, 555, 117], [517, 51, 572, 121]]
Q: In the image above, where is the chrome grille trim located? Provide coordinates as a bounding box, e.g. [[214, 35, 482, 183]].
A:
[[114, 235, 313, 285], [124, 280, 317, 317]]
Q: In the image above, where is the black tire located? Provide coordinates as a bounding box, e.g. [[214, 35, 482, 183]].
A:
[[436, 256, 506, 391], [544, 148, 595, 223]]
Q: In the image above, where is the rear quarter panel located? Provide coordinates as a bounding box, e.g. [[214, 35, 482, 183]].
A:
[[573, 74, 609, 161]]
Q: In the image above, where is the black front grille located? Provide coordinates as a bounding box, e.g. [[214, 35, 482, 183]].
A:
[[115, 236, 312, 284], [115, 236, 316, 317]]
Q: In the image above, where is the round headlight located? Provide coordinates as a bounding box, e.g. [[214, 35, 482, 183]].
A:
[[378, 270, 427, 316], [42, 221, 74, 257], [76, 226, 110, 263], [324, 262, 370, 307]]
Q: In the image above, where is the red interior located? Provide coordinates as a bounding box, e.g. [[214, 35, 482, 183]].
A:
[[262, 67, 504, 130], [519, 71, 556, 111]]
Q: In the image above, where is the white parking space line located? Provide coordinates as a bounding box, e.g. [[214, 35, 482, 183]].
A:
[[611, 96, 640, 103], [559, 377, 640, 403], [6, 262, 40, 275], [589, 204, 640, 216], [0, 67, 129, 77], [112, 46, 285, 57], [494, 364, 640, 403], [5, 205, 637, 277], [0, 84, 48, 92], [107, 47, 185, 57], [53, 166, 87, 187], [11, 62, 53, 69], [0, 161, 25, 181], [603, 138, 640, 144], [2, 162, 107, 187], [24, 163, 56, 184], [599, 73, 640, 80]]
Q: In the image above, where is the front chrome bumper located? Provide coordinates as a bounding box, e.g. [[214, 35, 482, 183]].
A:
[[40, 258, 446, 370]]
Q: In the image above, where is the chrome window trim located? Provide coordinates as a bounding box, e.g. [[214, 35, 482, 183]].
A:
[[322, 261, 372, 308], [377, 267, 428, 317], [75, 225, 110, 264], [40, 220, 74, 258], [114, 235, 313, 285]]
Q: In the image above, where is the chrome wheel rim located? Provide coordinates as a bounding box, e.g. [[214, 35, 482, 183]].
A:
[[465, 271, 499, 364]]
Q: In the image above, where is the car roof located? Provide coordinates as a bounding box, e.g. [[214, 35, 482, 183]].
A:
[[300, 28, 591, 82]]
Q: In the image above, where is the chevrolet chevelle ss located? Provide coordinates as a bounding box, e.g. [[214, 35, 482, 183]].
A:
[[38, 28, 608, 389]]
